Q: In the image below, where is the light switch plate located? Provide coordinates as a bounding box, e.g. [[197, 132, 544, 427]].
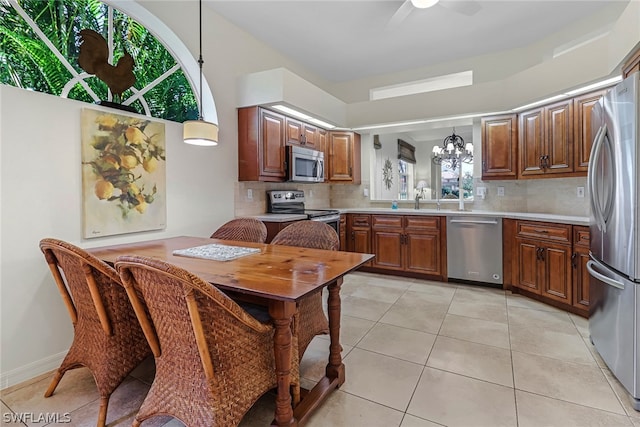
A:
[[497, 186, 505, 197], [247, 189, 253, 200], [364, 188, 369, 197], [577, 187, 585, 198]]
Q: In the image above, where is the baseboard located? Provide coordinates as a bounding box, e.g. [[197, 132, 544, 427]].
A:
[[1, 351, 66, 391]]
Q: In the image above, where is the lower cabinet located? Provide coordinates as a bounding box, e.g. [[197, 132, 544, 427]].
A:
[[339, 214, 347, 251], [263, 220, 297, 243], [509, 219, 589, 316], [370, 215, 445, 280], [572, 226, 591, 311], [347, 214, 373, 266]]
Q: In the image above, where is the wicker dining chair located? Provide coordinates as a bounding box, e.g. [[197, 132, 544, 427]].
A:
[[210, 217, 267, 243], [39, 238, 151, 427], [271, 220, 338, 358], [115, 255, 299, 427]]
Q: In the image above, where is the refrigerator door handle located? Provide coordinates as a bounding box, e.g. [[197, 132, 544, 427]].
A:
[[600, 131, 617, 228], [587, 260, 625, 290], [588, 124, 607, 231]]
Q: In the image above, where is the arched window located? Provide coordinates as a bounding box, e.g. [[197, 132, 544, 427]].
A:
[[0, 0, 217, 124]]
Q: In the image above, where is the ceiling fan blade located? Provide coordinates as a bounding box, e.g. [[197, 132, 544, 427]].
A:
[[386, 0, 414, 30], [440, 0, 481, 16]]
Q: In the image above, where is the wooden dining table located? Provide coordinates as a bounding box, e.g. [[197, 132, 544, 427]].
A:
[[87, 235, 373, 426]]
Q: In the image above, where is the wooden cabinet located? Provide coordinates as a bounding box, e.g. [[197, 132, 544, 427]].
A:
[[519, 99, 573, 177], [238, 106, 287, 182], [514, 221, 572, 304], [371, 215, 444, 279], [347, 214, 372, 266], [263, 220, 297, 243], [339, 214, 347, 252], [574, 91, 605, 172], [481, 114, 518, 180], [285, 117, 319, 149], [622, 46, 640, 78], [572, 226, 591, 312], [328, 131, 361, 184]]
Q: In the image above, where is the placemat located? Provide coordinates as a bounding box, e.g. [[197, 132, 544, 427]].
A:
[[173, 243, 260, 261]]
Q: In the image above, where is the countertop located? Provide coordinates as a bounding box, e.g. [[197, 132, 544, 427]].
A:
[[250, 209, 589, 226], [336, 208, 589, 226]]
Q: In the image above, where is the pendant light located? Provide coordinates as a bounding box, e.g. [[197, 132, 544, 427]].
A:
[[183, 0, 219, 146], [411, 0, 439, 9]]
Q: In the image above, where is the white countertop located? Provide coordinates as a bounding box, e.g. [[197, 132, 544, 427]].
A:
[[335, 208, 589, 226], [249, 209, 589, 226]]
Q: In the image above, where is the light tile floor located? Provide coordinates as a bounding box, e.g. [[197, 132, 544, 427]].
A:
[[2, 272, 640, 426]]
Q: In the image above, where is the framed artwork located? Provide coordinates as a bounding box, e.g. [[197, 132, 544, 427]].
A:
[[81, 108, 166, 238]]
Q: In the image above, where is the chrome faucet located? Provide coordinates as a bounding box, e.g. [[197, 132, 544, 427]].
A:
[[414, 193, 421, 210]]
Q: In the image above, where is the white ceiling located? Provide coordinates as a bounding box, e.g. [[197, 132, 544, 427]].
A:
[[206, 0, 628, 83], [205, 0, 630, 142]]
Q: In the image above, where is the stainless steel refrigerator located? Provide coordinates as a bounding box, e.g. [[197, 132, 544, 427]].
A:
[[588, 71, 640, 411]]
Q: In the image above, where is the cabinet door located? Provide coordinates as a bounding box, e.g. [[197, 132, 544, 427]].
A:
[[317, 129, 328, 154], [541, 242, 572, 303], [328, 132, 354, 182], [285, 117, 304, 146], [302, 123, 318, 148], [516, 238, 542, 293], [574, 91, 604, 173], [519, 108, 545, 176], [259, 109, 287, 179], [544, 100, 573, 174], [348, 214, 372, 266], [573, 249, 590, 310], [405, 232, 441, 275], [372, 229, 403, 270], [481, 114, 518, 179], [339, 214, 347, 251]]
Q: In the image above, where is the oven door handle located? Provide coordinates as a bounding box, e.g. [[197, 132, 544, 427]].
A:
[[309, 214, 341, 222]]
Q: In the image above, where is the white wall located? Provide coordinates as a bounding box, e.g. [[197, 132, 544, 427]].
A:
[[0, 86, 234, 387]]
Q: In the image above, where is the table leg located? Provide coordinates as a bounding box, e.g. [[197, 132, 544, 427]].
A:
[[325, 277, 345, 385], [269, 300, 298, 427]]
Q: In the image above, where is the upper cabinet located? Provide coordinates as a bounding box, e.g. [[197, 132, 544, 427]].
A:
[[285, 117, 319, 149], [573, 90, 606, 173], [622, 46, 640, 79], [481, 88, 609, 180], [238, 106, 287, 182], [519, 99, 573, 177], [238, 106, 360, 183], [481, 114, 518, 180], [327, 131, 361, 184]]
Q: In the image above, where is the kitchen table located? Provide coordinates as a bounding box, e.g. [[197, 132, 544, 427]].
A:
[[87, 236, 373, 426]]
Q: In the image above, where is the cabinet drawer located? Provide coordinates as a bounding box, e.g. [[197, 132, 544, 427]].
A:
[[405, 216, 439, 230], [573, 226, 590, 248], [350, 214, 371, 227], [516, 221, 571, 243], [372, 215, 403, 229]]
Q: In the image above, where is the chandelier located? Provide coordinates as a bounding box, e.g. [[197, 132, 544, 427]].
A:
[[431, 128, 473, 168]]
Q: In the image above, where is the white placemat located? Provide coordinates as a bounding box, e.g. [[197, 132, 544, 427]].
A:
[[173, 243, 260, 261]]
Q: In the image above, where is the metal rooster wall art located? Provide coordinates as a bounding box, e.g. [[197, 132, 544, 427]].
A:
[[78, 29, 136, 108]]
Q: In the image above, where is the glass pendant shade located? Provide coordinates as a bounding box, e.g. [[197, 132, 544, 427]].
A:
[[183, 119, 218, 146]]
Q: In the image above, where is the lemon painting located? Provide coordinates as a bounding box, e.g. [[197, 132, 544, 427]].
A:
[[81, 108, 166, 238]]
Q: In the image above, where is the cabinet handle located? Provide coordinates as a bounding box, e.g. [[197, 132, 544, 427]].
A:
[[571, 252, 577, 268], [351, 231, 355, 241], [539, 155, 544, 169], [300, 134, 305, 144], [543, 155, 549, 169], [536, 247, 544, 261], [533, 229, 549, 234], [539, 247, 545, 261]]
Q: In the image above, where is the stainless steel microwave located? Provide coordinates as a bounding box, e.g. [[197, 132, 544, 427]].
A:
[[287, 145, 324, 183]]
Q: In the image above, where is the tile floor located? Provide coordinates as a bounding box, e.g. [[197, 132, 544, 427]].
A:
[[2, 272, 640, 426]]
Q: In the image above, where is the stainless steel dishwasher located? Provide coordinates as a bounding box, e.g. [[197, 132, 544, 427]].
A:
[[447, 216, 503, 285]]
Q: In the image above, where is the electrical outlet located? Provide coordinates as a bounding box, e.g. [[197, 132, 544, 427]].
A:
[[363, 188, 369, 197], [247, 189, 253, 200], [497, 186, 505, 197], [476, 187, 486, 199], [577, 186, 585, 198]]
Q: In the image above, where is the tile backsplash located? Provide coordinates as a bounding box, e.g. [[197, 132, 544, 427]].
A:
[[235, 177, 589, 217]]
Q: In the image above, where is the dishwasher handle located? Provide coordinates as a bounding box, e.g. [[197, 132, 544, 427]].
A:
[[449, 219, 499, 225]]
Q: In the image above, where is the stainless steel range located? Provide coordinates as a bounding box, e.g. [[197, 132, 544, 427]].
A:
[[266, 190, 341, 235]]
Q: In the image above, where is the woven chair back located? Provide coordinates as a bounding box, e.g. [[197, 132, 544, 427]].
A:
[[115, 255, 277, 426], [210, 218, 267, 243], [270, 220, 339, 250]]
